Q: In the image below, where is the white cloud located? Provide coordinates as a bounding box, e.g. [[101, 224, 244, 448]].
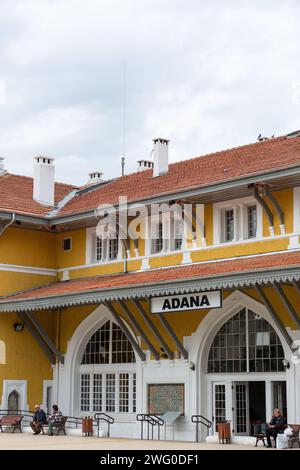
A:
[[0, 0, 300, 184]]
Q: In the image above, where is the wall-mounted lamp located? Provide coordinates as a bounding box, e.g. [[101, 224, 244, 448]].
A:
[[189, 361, 195, 371], [13, 322, 24, 332], [282, 358, 290, 370]]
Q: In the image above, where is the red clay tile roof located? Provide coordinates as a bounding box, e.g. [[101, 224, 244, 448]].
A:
[[0, 173, 77, 216], [1, 251, 300, 303], [2, 135, 300, 218], [58, 135, 300, 216]]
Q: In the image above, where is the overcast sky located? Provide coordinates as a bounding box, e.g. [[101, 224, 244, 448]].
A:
[[0, 0, 300, 185]]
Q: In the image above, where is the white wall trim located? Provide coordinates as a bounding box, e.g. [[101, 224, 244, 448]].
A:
[[42, 380, 53, 413], [0, 263, 56, 276], [0, 379, 29, 411]]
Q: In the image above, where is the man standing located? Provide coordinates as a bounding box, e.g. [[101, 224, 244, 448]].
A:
[[30, 404, 47, 435], [266, 408, 286, 448], [48, 404, 63, 436]]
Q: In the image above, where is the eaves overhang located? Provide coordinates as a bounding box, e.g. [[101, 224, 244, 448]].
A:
[[1, 264, 300, 313], [42, 163, 300, 225]]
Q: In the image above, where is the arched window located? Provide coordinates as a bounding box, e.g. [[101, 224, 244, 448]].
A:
[[80, 320, 136, 414], [8, 390, 20, 413], [207, 308, 285, 373], [81, 320, 136, 365]]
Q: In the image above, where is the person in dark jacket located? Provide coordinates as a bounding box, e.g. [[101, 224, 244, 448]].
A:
[[30, 404, 47, 434], [266, 408, 286, 448]]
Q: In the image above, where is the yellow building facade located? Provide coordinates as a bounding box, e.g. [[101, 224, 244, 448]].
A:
[[0, 135, 300, 441]]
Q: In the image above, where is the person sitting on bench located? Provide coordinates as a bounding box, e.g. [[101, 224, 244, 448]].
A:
[[30, 404, 47, 435], [266, 408, 286, 448], [48, 404, 63, 436]]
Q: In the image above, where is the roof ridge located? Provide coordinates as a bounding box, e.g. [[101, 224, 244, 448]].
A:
[[4, 172, 78, 189], [167, 135, 287, 168]]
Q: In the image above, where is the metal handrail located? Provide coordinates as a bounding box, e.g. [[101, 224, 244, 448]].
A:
[[94, 413, 115, 438], [191, 415, 212, 442], [136, 414, 164, 440]]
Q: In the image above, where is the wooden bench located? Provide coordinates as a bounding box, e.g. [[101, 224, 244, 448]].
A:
[[0, 415, 23, 433], [254, 422, 300, 447], [41, 416, 68, 435]]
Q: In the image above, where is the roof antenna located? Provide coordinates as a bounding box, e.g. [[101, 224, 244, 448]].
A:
[[121, 62, 126, 176]]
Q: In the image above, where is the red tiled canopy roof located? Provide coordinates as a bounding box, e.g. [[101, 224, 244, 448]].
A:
[[1, 251, 300, 304], [0, 173, 76, 216]]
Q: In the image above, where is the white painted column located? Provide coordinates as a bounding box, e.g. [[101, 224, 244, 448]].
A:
[[265, 380, 272, 422]]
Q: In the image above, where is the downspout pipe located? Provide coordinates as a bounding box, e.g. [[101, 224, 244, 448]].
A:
[[0, 213, 16, 236], [253, 186, 274, 236], [264, 187, 285, 235]]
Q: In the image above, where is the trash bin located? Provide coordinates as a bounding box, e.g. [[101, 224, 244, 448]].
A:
[[82, 417, 93, 436], [218, 421, 231, 444]]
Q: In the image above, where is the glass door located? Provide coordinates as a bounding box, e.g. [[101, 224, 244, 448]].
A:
[[272, 381, 287, 418], [212, 382, 227, 433], [233, 382, 249, 435]]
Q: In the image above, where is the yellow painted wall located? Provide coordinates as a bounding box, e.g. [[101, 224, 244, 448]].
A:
[[262, 188, 293, 236], [56, 229, 86, 269], [0, 272, 56, 296], [0, 227, 56, 268], [0, 311, 55, 410], [191, 237, 289, 263], [1, 186, 299, 410]]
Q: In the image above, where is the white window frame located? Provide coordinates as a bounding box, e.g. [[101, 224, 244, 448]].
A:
[[80, 368, 136, 415], [146, 213, 185, 255], [86, 227, 122, 264], [293, 186, 300, 233], [213, 196, 262, 245]]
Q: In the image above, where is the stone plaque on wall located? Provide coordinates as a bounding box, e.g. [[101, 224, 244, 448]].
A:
[[148, 383, 184, 415]]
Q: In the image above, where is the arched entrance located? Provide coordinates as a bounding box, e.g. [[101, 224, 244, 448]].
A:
[[79, 319, 137, 414], [190, 290, 291, 438], [8, 390, 20, 413], [60, 304, 140, 417], [207, 307, 286, 435]]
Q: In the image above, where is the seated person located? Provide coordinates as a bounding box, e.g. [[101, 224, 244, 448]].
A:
[[266, 408, 286, 448], [48, 404, 63, 436], [30, 404, 47, 435]]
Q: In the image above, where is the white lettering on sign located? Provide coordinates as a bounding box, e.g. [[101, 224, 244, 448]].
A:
[[151, 291, 222, 314]]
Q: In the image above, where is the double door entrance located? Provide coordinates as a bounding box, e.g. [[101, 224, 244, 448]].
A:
[[212, 380, 286, 435]]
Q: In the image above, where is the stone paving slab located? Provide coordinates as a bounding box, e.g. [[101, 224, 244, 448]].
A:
[[0, 433, 272, 450]]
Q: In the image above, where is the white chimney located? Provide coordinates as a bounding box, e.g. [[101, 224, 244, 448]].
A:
[[137, 159, 154, 172], [153, 138, 169, 177], [33, 156, 55, 206], [0, 157, 5, 174], [87, 171, 103, 185]]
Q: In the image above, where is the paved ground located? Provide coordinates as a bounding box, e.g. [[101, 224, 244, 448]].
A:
[[0, 433, 272, 450]]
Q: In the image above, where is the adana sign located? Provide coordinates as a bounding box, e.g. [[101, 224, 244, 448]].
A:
[[151, 290, 222, 314]]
